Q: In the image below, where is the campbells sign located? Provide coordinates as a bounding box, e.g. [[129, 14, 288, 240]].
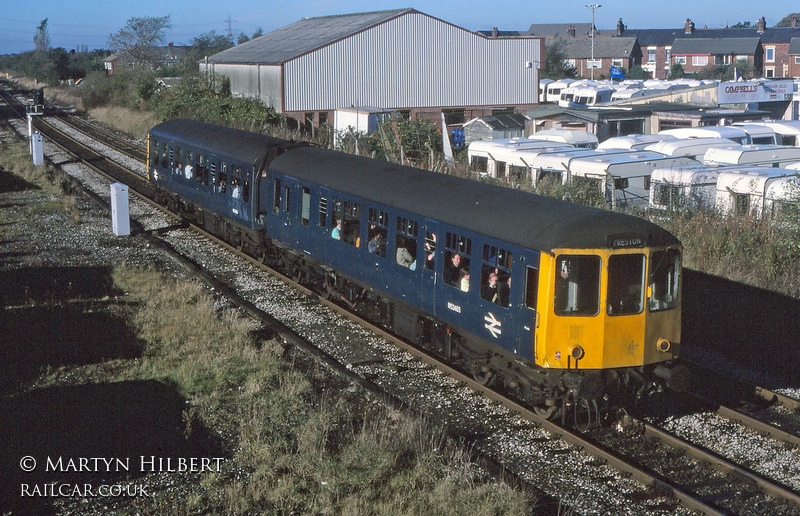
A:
[[718, 80, 793, 104]]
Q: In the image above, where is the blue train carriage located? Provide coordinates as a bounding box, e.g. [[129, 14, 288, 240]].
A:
[[266, 146, 688, 410], [147, 119, 301, 243]]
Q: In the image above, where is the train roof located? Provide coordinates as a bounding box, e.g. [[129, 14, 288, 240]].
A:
[[149, 119, 301, 169], [271, 146, 680, 252]]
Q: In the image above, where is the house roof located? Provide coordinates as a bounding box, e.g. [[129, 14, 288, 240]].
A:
[[555, 36, 639, 59], [527, 23, 594, 38], [789, 37, 800, 54], [206, 8, 414, 65], [670, 37, 760, 55]]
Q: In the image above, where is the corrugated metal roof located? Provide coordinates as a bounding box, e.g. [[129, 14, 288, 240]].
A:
[[206, 8, 414, 65], [465, 113, 529, 131], [671, 37, 760, 55]]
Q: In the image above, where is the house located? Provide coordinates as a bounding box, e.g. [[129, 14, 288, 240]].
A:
[[669, 37, 762, 76], [200, 9, 543, 129], [549, 36, 641, 80], [103, 43, 189, 75]]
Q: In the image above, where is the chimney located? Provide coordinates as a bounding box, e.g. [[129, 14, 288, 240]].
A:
[[792, 15, 798, 28], [492, 27, 498, 38], [568, 25, 576, 38], [757, 16, 766, 33], [617, 18, 626, 35], [684, 18, 695, 35]]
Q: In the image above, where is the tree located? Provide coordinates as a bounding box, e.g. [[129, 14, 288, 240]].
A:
[[108, 15, 172, 61], [541, 39, 577, 80], [777, 13, 800, 27], [668, 63, 685, 80], [730, 21, 752, 28], [626, 66, 652, 80], [34, 19, 50, 52]]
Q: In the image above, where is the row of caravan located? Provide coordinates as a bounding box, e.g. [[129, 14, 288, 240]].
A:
[[467, 127, 800, 216], [538, 78, 719, 106]]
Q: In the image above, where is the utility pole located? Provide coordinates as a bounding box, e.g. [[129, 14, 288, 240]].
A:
[[585, 4, 601, 80]]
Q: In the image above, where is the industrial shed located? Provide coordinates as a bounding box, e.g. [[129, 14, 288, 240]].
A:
[[200, 8, 542, 128], [463, 113, 530, 144]]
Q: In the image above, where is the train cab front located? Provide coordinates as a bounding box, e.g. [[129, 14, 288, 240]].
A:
[[535, 239, 688, 409]]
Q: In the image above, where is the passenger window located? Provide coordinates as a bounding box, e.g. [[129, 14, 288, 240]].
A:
[[301, 187, 310, 226], [524, 266, 538, 310], [394, 217, 418, 268], [649, 249, 680, 312], [554, 255, 600, 316], [424, 232, 436, 270], [319, 197, 328, 227], [273, 179, 281, 213], [607, 254, 645, 315], [218, 172, 227, 194], [283, 187, 291, 213], [368, 208, 388, 258], [444, 232, 471, 289], [481, 245, 512, 308], [242, 178, 250, 203]]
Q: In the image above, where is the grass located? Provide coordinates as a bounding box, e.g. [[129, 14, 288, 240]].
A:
[[110, 265, 537, 514]]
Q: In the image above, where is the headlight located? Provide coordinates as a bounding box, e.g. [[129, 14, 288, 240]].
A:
[[657, 338, 671, 353]]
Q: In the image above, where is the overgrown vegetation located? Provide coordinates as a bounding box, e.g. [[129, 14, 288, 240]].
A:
[[110, 266, 535, 514]]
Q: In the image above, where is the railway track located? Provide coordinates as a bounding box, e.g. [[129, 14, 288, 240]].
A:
[[5, 83, 800, 515]]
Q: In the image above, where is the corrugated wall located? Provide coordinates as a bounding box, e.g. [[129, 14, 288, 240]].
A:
[[283, 12, 541, 112]]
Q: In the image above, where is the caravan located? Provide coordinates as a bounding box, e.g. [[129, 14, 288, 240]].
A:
[[597, 134, 677, 151], [645, 138, 737, 161], [564, 151, 698, 208], [467, 138, 573, 180], [558, 86, 615, 107], [715, 168, 796, 217], [736, 121, 800, 147], [649, 166, 721, 212], [529, 128, 599, 148], [658, 126, 752, 145], [703, 145, 800, 168]]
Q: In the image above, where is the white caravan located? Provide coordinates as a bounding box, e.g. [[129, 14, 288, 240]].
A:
[[659, 126, 752, 145], [645, 138, 736, 160], [715, 168, 796, 217], [649, 166, 721, 212], [529, 128, 599, 148], [703, 145, 800, 168]]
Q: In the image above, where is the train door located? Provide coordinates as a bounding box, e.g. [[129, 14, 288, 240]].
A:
[[292, 182, 316, 254], [269, 175, 292, 245], [419, 221, 438, 314], [517, 252, 540, 362]]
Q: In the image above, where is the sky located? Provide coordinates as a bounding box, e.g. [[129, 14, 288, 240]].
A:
[[2, 0, 800, 55]]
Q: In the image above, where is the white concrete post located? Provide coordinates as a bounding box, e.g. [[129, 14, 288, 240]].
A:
[[110, 183, 130, 236]]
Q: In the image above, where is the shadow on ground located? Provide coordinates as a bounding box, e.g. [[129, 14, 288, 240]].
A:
[[0, 380, 225, 513], [682, 269, 800, 388], [0, 266, 138, 392]]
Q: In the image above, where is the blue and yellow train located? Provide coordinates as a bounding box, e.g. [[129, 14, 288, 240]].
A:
[[148, 119, 688, 420]]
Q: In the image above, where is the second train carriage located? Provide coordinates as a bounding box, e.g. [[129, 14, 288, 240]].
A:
[[148, 120, 688, 417]]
